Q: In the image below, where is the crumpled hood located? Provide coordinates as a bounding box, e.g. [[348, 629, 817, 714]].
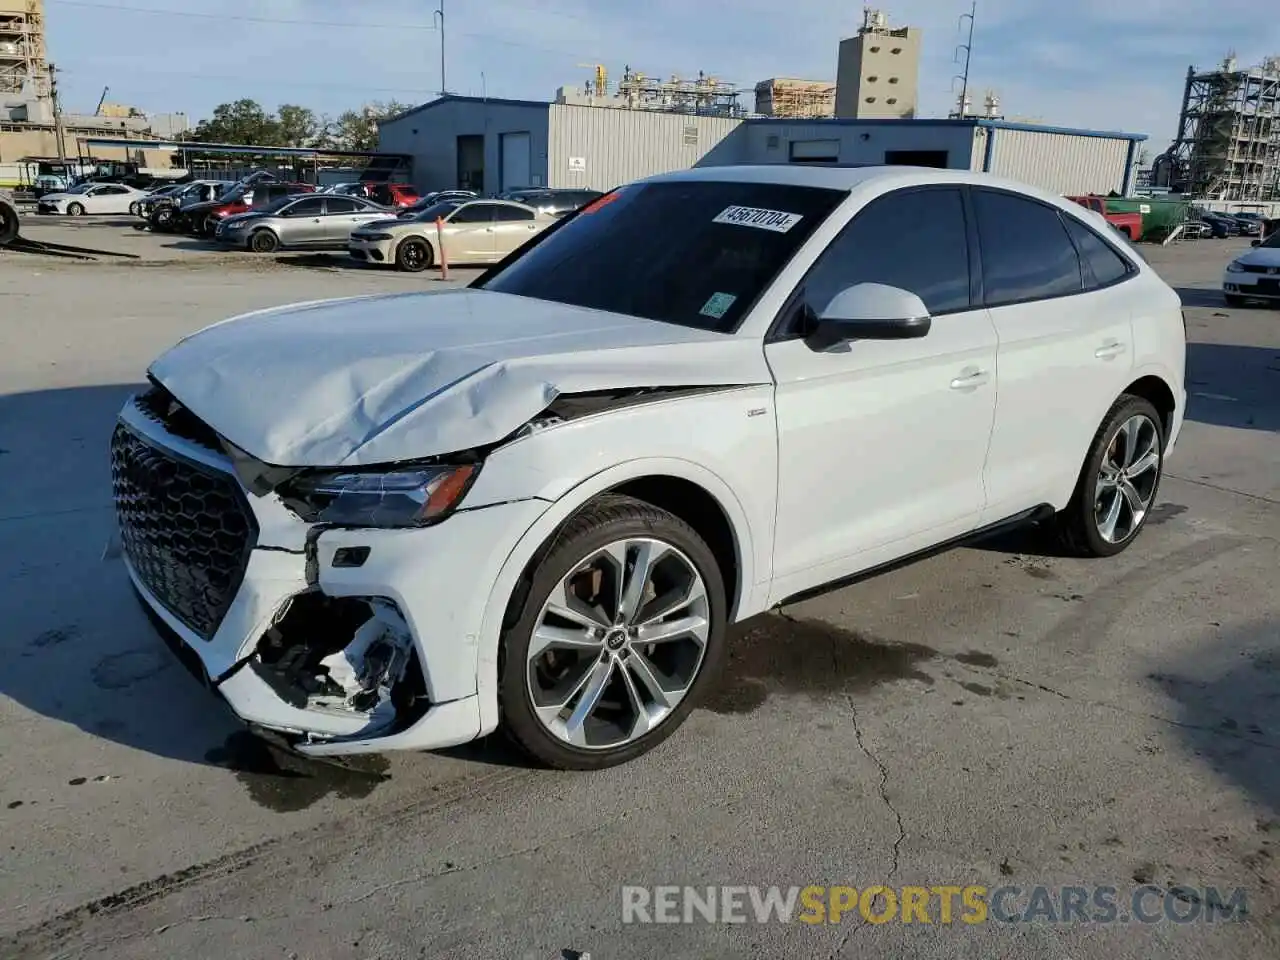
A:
[[148, 289, 769, 467]]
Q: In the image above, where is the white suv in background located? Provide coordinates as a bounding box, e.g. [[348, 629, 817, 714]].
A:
[[111, 165, 1186, 770]]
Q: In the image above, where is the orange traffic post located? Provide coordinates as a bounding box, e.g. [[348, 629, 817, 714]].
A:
[[435, 217, 449, 280]]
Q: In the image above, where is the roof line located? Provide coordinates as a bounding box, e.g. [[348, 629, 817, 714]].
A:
[[382, 94, 551, 124], [75, 137, 412, 159]]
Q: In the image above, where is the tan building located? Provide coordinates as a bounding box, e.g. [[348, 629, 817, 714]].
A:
[[834, 8, 921, 120], [754, 78, 835, 119]]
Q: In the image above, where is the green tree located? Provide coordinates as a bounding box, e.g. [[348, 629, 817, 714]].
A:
[[332, 100, 412, 151], [277, 104, 320, 147], [192, 99, 282, 145]]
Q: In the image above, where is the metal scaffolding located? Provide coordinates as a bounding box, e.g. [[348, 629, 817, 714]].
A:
[[0, 0, 46, 98], [1158, 54, 1280, 201], [613, 66, 745, 117], [754, 78, 835, 119]]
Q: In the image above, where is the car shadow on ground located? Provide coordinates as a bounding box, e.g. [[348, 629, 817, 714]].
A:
[[161, 239, 225, 252], [1185, 341, 1280, 431], [1176, 286, 1233, 309], [0, 384, 409, 804], [1150, 619, 1280, 818], [274, 252, 381, 272]]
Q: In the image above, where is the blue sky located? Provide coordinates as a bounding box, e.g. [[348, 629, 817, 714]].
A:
[[45, 0, 1280, 152]]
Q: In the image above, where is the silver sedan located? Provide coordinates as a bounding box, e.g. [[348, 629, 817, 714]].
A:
[[215, 194, 392, 252]]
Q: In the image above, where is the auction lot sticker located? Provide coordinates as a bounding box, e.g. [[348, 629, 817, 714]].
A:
[[713, 205, 803, 233]]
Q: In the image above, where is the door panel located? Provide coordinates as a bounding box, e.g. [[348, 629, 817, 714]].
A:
[[444, 203, 498, 261], [500, 132, 532, 191], [490, 208, 540, 257], [765, 186, 997, 598], [971, 189, 1135, 523], [766, 317, 998, 593]]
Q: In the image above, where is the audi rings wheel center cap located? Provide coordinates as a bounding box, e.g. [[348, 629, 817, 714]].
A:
[[605, 629, 628, 651]]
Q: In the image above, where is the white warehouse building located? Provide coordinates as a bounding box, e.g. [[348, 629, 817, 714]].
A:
[[377, 96, 1147, 199]]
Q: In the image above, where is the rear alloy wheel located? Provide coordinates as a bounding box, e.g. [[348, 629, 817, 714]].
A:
[[66, 202, 85, 217], [129, 201, 141, 217], [202, 215, 220, 237], [1055, 395, 1165, 557], [395, 237, 433, 272], [500, 495, 727, 770], [249, 229, 280, 253]]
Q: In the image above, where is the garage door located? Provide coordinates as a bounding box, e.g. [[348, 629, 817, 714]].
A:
[[501, 132, 532, 191]]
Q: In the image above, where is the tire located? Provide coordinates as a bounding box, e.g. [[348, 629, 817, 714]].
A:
[[152, 207, 175, 231], [1224, 293, 1247, 308], [499, 494, 728, 770], [66, 202, 84, 217], [129, 201, 141, 217], [202, 215, 219, 237], [0, 198, 18, 246], [249, 229, 280, 253], [1054, 394, 1166, 558], [395, 237, 433, 272]]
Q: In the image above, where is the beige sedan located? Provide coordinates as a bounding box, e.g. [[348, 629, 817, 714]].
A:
[[348, 199, 555, 272]]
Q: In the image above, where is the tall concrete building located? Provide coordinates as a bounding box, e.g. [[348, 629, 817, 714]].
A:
[[834, 8, 921, 120], [0, 0, 45, 98]]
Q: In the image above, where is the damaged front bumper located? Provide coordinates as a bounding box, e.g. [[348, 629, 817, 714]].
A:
[[112, 392, 547, 757]]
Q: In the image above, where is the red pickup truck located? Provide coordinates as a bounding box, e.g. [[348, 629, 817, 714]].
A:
[[1066, 195, 1143, 241]]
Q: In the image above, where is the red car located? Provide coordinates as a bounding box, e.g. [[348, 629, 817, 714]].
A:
[[367, 182, 420, 208], [188, 182, 316, 237]]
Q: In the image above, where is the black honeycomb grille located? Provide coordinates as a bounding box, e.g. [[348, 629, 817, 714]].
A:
[[110, 424, 257, 640]]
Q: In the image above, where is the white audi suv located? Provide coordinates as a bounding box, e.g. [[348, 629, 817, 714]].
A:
[[111, 165, 1187, 769]]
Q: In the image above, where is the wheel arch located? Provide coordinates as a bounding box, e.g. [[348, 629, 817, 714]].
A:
[[249, 226, 279, 250], [474, 458, 756, 735], [1122, 373, 1177, 437]]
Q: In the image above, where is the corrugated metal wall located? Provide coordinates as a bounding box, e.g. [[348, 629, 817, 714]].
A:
[[986, 129, 1131, 195], [546, 105, 744, 190], [730, 121, 978, 169]]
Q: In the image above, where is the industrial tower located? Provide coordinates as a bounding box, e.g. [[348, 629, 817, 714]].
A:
[[0, 0, 46, 98], [834, 8, 921, 120], [1156, 54, 1280, 201]]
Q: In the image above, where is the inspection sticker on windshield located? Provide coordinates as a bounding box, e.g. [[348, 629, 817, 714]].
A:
[[699, 292, 738, 319], [713, 205, 803, 233]]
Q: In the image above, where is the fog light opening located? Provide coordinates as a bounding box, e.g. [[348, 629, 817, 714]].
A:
[[250, 592, 428, 735]]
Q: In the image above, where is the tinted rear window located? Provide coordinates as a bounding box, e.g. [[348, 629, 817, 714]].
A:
[[478, 180, 845, 332]]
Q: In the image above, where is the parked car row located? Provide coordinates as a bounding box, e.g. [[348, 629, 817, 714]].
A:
[[30, 176, 613, 273], [1184, 209, 1265, 239]]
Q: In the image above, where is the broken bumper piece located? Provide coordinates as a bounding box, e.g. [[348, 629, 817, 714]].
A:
[[112, 395, 548, 756]]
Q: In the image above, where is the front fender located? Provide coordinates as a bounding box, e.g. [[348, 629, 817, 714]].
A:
[[472, 456, 762, 737]]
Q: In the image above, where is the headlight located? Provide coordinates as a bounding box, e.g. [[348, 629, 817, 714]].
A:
[[357, 232, 393, 241], [1226, 261, 1245, 273], [281, 463, 479, 528]]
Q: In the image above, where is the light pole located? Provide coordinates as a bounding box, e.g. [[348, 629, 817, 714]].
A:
[[433, 1, 447, 97], [953, 1, 976, 117]]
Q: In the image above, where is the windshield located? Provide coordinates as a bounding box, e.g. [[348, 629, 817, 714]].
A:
[[1257, 229, 1280, 249], [63, 183, 92, 194], [477, 180, 846, 332], [406, 200, 462, 221]]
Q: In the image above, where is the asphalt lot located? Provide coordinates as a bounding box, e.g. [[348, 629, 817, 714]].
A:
[[1, 218, 1277, 959]]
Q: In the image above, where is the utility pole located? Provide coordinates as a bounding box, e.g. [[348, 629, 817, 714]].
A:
[[433, 0, 447, 97], [48, 62, 67, 166], [954, 1, 976, 118]]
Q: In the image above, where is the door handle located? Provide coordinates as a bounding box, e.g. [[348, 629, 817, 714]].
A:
[[1094, 341, 1127, 359], [950, 368, 990, 390]]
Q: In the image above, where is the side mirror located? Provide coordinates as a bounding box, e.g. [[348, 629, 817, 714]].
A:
[[807, 283, 932, 349], [1252, 239, 1261, 247]]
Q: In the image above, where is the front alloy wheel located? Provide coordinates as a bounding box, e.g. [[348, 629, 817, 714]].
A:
[[500, 495, 727, 769]]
